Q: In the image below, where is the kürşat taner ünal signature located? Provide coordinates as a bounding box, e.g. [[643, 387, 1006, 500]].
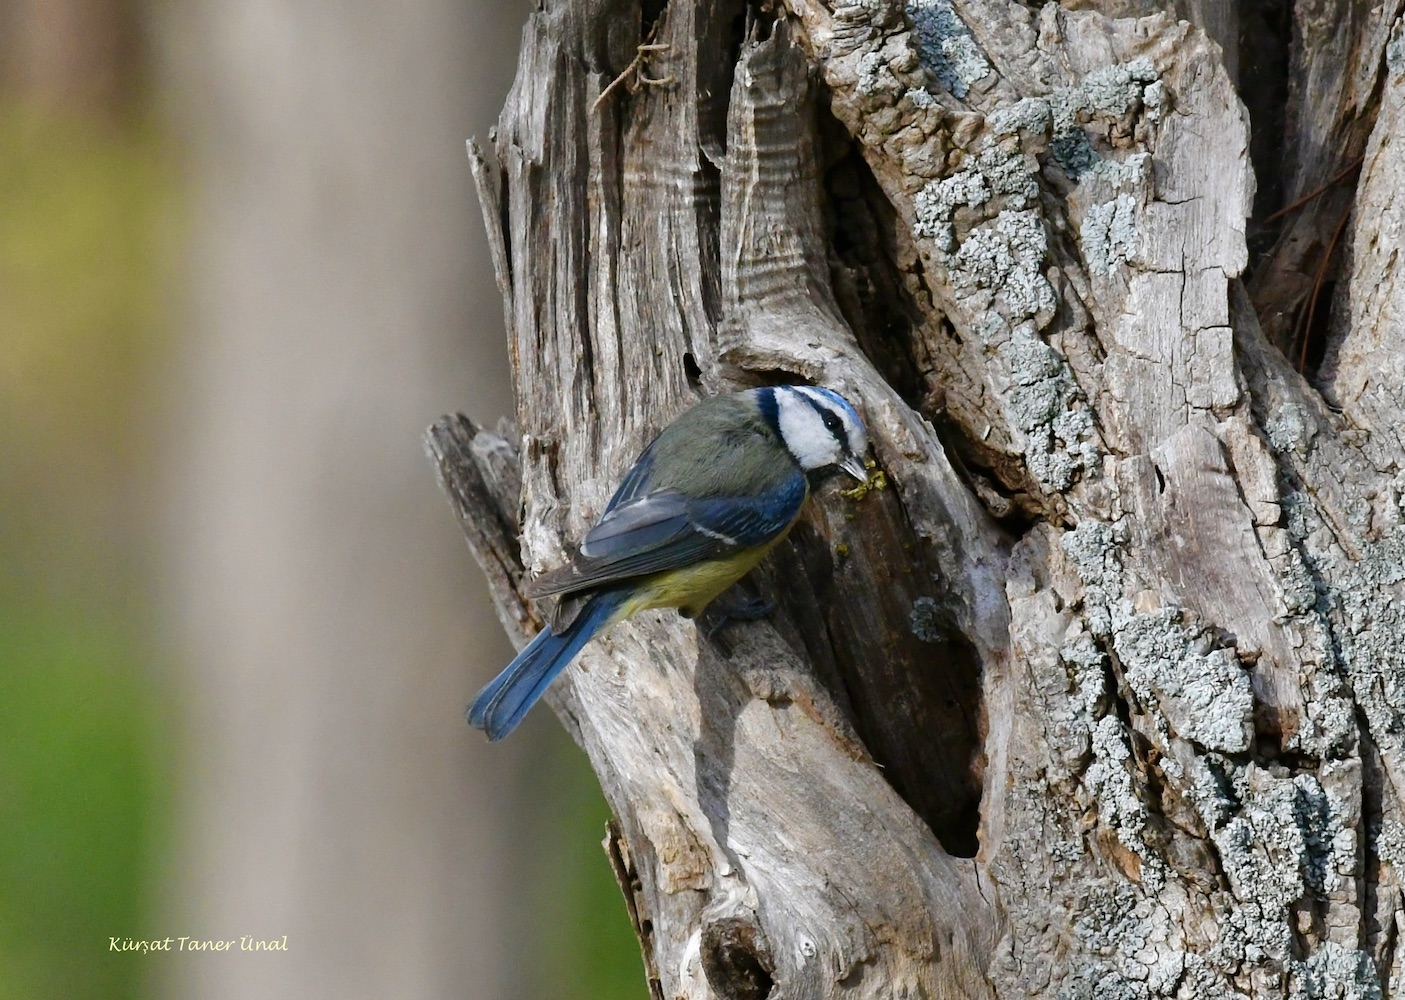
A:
[[109, 936, 288, 953]]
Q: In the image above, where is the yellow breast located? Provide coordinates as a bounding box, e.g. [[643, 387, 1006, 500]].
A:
[[619, 530, 793, 620]]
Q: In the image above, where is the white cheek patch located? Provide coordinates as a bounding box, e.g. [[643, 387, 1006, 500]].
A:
[[776, 390, 840, 470]]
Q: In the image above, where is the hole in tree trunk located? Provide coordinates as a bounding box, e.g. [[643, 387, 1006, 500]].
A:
[[683, 351, 703, 386], [822, 123, 926, 410], [1240, 0, 1292, 266], [774, 514, 987, 860], [752, 87, 990, 860], [701, 917, 775, 1000]]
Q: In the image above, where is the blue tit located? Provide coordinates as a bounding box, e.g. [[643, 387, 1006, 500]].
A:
[[467, 385, 870, 741]]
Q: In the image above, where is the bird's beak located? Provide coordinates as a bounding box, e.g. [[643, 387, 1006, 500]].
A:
[[840, 454, 869, 482]]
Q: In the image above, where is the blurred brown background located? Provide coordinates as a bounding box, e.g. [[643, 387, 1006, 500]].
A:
[[0, 1, 644, 997]]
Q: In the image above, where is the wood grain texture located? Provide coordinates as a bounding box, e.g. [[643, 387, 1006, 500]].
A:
[[434, 0, 1405, 995]]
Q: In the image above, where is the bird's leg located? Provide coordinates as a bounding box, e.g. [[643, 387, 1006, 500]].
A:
[[693, 582, 775, 643]]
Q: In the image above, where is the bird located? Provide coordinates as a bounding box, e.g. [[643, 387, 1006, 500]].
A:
[[466, 384, 871, 741]]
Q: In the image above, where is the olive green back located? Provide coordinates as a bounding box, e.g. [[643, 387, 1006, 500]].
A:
[[643, 394, 798, 498]]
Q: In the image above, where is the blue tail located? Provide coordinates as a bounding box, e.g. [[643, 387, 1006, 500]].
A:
[[467, 590, 627, 740]]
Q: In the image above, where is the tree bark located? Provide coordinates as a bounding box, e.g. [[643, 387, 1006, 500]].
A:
[[432, 0, 1405, 995]]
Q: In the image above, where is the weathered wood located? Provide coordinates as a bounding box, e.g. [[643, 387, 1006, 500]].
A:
[[425, 415, 531, 641], [435, 0, 1405, 995]]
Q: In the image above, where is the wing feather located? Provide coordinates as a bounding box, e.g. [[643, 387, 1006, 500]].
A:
[[523, 473, 807, 600], [603, 439, 658, 512]]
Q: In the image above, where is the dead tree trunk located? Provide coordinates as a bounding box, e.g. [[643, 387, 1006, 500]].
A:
[[430, 1, 1405, 995]]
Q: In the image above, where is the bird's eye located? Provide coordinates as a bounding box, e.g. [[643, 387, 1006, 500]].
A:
[[822, 412, 841, 432]]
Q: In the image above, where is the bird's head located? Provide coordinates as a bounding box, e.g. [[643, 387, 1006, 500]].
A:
[[768, 385, 870, 482]]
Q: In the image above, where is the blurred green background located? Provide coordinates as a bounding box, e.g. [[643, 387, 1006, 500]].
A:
[[0, 2, 643, 998]]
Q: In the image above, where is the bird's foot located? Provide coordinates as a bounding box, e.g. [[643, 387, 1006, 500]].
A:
[[697, 595, 775, 641]]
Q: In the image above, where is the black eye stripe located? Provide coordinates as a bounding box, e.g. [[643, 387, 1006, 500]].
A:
[[796, 390, 851, 453]]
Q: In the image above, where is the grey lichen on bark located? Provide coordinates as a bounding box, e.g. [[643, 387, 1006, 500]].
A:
[[430, 0, 1405, 996]]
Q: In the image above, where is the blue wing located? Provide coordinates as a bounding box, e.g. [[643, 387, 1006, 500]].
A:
[[603, 438, 658, 512], [522, 471, 807, 599]]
